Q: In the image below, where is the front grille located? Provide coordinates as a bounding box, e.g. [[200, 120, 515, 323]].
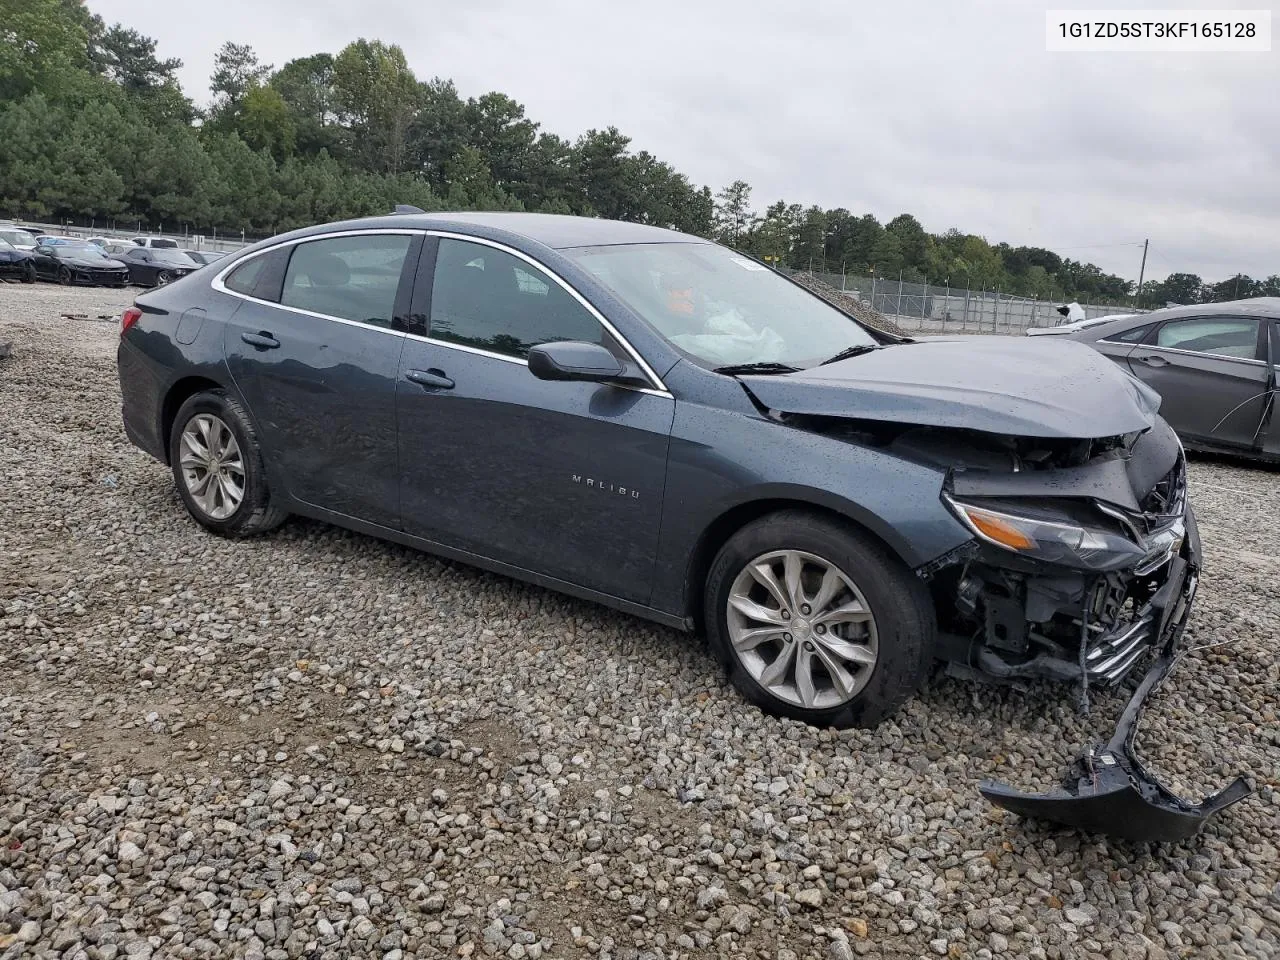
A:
[[90, 269, 126, 283], [1085, 612, 1156, 682]]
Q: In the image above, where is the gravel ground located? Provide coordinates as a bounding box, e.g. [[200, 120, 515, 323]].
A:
[[1, 283, 1277, 960]]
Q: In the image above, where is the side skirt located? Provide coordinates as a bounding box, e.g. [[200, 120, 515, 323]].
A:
[[285, 500, 695, 633]]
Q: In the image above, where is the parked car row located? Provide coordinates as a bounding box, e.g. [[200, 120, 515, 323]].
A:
[[0, 223, 226, 288]]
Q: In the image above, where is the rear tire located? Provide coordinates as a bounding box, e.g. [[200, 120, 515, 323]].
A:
[[704, 510, 934, 729], [169, 389, 288, 538]]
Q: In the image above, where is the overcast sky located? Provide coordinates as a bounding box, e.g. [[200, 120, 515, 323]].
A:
[[88, 0, 1279, 283]]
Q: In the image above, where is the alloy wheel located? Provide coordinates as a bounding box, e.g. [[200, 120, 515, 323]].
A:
[[179, 413, 245, 520], [58, 267, 72, 286], [156, 270, 173, 286], [726, 549, 879, 710]]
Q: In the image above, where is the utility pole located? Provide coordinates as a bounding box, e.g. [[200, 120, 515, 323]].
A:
[[1136, 238, 1149, 306]]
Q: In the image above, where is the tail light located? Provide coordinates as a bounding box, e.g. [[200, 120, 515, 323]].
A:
[[120, 306, 142, 336]]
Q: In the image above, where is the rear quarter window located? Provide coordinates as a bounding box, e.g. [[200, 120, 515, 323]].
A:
[[1102, 322, 1156, 344]]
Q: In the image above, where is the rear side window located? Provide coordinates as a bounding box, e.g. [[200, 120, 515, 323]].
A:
[[429, 238, 604, 359], [224, 257, 266, 296], [151, 238, 179, 248], [1155, 317, 1259, 360], [1103, 322, 1155, 344], [281, 234, 413, 327]]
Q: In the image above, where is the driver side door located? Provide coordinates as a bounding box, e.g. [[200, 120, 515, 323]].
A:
[[396, 236, 676, 604], [32, 246, 58, 280]]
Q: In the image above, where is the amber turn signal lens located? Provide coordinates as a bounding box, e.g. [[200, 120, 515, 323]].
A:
[[965, 508, 1037, 551]]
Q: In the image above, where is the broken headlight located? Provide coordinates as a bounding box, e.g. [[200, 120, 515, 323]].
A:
[[944, 495, 1146, 571]]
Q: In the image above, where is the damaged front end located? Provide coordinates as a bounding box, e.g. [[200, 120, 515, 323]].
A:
[[739, 339, 1251, 840], [907, 421, 1252, 841]]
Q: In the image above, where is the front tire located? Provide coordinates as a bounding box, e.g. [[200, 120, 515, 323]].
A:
[[57, 266, 73, 286], [169, 389, 288, 538], [704, 510, 934, 729], [21, 262, 35, 284], [155, 270, 173, 286]]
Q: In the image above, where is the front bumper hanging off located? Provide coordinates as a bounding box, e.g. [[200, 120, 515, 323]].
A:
[[979, 524, 1252, 843]]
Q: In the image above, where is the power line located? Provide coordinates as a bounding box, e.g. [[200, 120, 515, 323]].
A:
[[1025, 241, 1149, 252]]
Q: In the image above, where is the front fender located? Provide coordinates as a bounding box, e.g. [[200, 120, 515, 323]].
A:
[[649, 397, 974, 617]]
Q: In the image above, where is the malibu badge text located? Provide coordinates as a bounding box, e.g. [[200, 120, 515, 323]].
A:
[[572, 475, 640, 500]]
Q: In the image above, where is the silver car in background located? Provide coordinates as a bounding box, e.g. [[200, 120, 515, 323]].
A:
[[1065, 299, 1279, 462]]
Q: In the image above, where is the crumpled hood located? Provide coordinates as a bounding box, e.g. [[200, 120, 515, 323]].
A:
[[741, 337, 1161, 438]]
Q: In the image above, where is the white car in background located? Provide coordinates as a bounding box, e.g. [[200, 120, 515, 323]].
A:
[[0, 227, 37, 251], [131, 236, 181, 249], [1026, 313, 1135, 336]]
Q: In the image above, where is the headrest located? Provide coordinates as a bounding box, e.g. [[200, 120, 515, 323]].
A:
[[301, 252, 351, 287]]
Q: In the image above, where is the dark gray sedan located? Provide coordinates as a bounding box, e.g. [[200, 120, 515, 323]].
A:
[[1065, 300, 1279, 462], [116, 212, 1247, 838]]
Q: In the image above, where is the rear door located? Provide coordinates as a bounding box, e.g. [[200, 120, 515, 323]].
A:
[[395, 235, 675, 603], [222, 230, 421, 528], [1127, 315, 1267, 449]]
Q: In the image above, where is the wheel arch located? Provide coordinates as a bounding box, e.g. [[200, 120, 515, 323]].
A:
[[681, 491, 920, 631], [160, 376, 226, 464]]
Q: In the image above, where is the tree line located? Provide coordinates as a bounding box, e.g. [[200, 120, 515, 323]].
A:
[[1, 0, 1273, 306]]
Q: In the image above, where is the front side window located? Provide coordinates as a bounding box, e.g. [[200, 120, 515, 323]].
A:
[[1154, 317, 1259, 360], [563, 242, 877, 368], [429, 238, 604, 359], [281, 234, 413, 327]]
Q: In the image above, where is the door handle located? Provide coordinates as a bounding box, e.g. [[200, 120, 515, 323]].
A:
[[241, 331, 280, 349], [405, 368, 455, 390], [1136, 355, 1168, 367]]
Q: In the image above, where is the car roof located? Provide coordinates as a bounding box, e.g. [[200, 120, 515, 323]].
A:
[[1138, 297, 1280, 320], [300, 211, 705, 251]]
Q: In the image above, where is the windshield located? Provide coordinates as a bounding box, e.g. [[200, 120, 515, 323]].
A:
[[0, 239, 14, 252], [153, 250, 198, 266], [0, 230, 29, 246], [564, 243, 876, 368], [56, 245, 110, 260]]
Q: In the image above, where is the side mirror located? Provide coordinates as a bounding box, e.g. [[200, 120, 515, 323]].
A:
[[528, 341, 625, 383]]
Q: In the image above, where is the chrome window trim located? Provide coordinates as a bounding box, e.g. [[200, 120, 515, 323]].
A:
[[211, 228, 420, 336], [210, 227, 671, 396], [1139, 345, 1266, 367]]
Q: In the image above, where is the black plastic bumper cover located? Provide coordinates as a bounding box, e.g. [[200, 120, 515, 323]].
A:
[[979, 517, 1253, 842]]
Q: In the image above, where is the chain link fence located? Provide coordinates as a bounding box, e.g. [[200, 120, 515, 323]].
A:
[[9, 216, 258, 254], [788, 270, 1146, 334]]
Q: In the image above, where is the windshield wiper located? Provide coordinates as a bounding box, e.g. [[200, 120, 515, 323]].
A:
[[713, 362, 800, 376], [819, 344, 882, 366]]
